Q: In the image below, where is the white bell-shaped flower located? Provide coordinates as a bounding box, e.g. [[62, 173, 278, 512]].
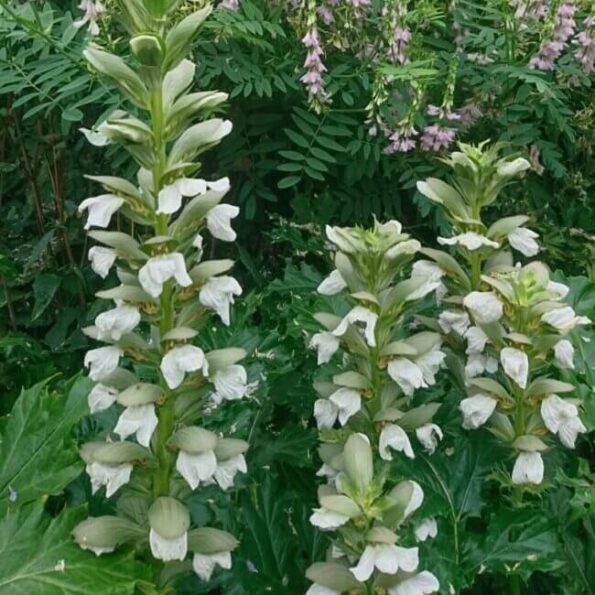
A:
[[388, 358, 426, 396], [88, 383, 118, 413], [310, 332, 340, 365], [541, 394, 586, 448], [463, 291, 503, 324], [411, 260, 447, 302], [86, 462, 132, 498], [460, 395, 497, 429], [416, 423, 443, 454], [138, 253, 193, 298], [541, 306, 590, 332], [161, 345, 209, 390], [388, 571, 440, 595], [464, 354, 498, 379], [332, 306, 378, 347], [350, 544, 419, 582], [500, 347, 529, 389], [508, 227, 539, 257], [192, 551, 232, 581], [199, 276, 242, 325], [465, 326, 489, 354], [511, 451, 544, 485], [553, 339, 575, 369], [206, 204, 239, 241], [547, 281, 569, 300], [212, 454, 247, 490], [176, 450, 217, 490], [84, 346, 122, 381], [438, 310, 470, 335], [78, 194, 124, 229], [317, 270, 347, 295], [114, 404, 158, 447], [414, 517, 438, 542], [313, 388, 361, 429], [437, 232, 499, 251], [380, 424, 414, 460], [415, 347, 446, 385], [95, 305, 141, 341], [211, 365, 248, 404], [157, 178, 207, 215], [310, 507, 350, 530], [88, 246, 116, 278], [150, 528, 187, 562]]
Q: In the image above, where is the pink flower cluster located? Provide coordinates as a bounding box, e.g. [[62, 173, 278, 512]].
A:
[[529, 2, 576, 70], [301, 29, 328, 104], [574, 17, 595, 74], [387, 26, 411, 64], [420, 125, 456, 151], [384, 126, 418, 154]]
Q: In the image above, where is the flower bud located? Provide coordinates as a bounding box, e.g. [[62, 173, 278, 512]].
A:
[[73, 516, 142, 556], [130, 34, 164, 67], [343, 433, 373, 494]]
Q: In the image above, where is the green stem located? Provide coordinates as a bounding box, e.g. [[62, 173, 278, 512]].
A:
[[510, 574, 521, 595], [470, 254, 481, 289]]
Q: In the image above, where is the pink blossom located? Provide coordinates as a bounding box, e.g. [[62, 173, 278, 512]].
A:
[[421, 125, 456, 151]]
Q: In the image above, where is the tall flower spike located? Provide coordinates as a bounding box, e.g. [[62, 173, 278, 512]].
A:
[[416, 142, 589, 498], [72, 3, 244, 583], [306, 221, 440, 593]]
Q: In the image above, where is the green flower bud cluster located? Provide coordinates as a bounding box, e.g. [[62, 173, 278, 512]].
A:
[[307, 220, 442, 594], [416, 142, 590, 493], [72, 2, 248, 583]]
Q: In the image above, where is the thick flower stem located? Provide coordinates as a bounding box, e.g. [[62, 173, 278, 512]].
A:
[[153, 396, 175, 497]]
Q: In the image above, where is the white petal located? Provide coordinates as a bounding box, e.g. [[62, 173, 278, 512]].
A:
[[463, 291, 503, 324], [213, 454, 247, 490], [84, 346, 122, 381], [310, 332, 340, 364], [193, 233, 204, 250], [438, 310, 470, 335], [176, 450, 217, 489], [212, 365, 248, 401], [207, 177, 231, 193], [149, 528, 187, 562], [437, 232, 499, 251], [460, 395, 497, 429], [512, 451, 544, 485], [392, 545, 419, 573], [541, 306, 590, 333], [95, 305, 140, 341], [412, 259, 444, 282], [415, 424, 443, 454], [317, 270, 347, 295], [558, 416, 587, 449], [553, 340, 575, 369], [114, 404, 158, 447], [465, 326, 489, 354], [306, 585, 340, 595], [403, 481, 424, 518], [179, 177, 208, 196], [88, 383, 118, 413], [161, 345, 208, 390], [388, 358, 426, 396], [80, 127, 110, 147], [138, 253, 193, 298], [314, 399, 338, 429], [415, 518, 438, 542], [350, 544, 377, 582], [88, 246, 116, 278], [332, 306, 378, 347], [206, 204, 239, 242], [192, 551, 231, 581], [86, 462, 132, 497], [416, 348, 446, 385], [310, 507, 349, 529], [500, 347, 529, 389], [199, 276, 242, 325], [78, 194, 124, 229], [541, 394, 585, 448], [389, 571, 440, 595], [547, 281, 569, 300], [328, 387, 361, 426], [379, 220, 403, 234], [497, 157, 530, 177], [508, 227, 539, 257], [380, 424, 415, 460]]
